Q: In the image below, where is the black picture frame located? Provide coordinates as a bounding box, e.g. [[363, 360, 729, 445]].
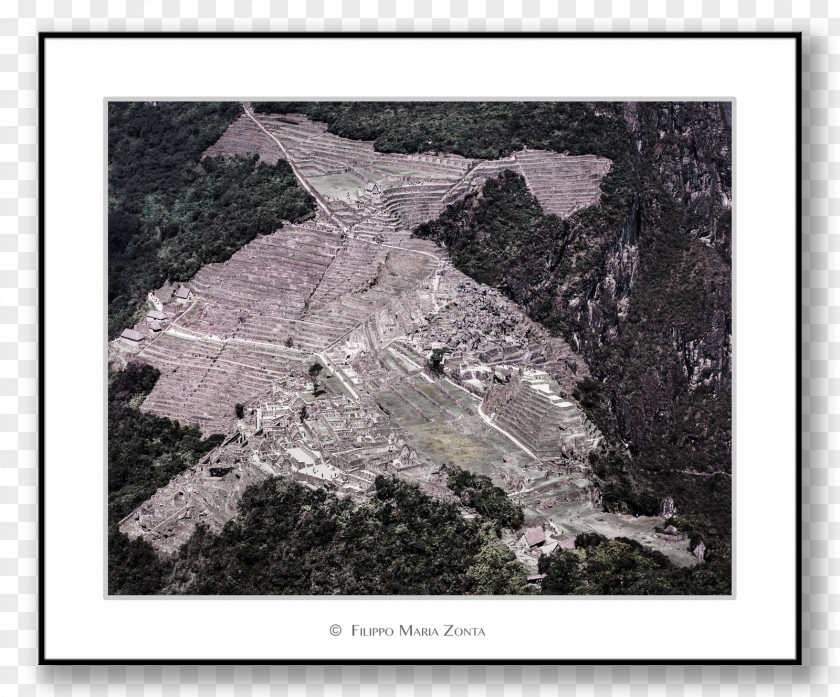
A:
[[38, 31, 802, 665]]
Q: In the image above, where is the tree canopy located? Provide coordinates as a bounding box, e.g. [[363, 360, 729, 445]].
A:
[[538, 531, 730, 596], [165, 476, 529, 595], [308, 362, 324, 394]]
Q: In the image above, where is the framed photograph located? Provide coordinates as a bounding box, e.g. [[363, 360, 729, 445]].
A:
[[40, 32, 801, 664]]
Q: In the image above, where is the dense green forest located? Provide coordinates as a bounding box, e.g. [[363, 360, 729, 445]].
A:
[[108, 102, 315, 338], [108, 363, 224, 595], [538, 531, 730, 595], [168, 476, 527, 595], [415, 170, 566, 293], [251, 102, 632, 163]]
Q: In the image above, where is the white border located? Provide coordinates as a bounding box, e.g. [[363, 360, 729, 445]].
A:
[[42, 35, 797, 662]]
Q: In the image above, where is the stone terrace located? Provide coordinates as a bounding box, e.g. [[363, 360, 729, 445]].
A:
[[380, 181, 455, 229], [218, 112, 613, 233], [513, 150, 612, 218], [308, 236, 388, 309], [188, 222, 342, 316], [257, 113, 474, 186], [127, 111, 608, 444], [202, 113, 283, 165], [484, 371, 602, 458], [133, 221, 347, 433], [137, 332, 297, 433], [440, 157, 522, 206]]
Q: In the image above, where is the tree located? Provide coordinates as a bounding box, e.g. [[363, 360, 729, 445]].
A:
[[464, 522, 527, 595], [299, 405, 308, 422], [428, 347, 445, 375], [172, 477, 523, 595], [308, 362, 324, 395], [445, 465, 524, 532], [234, 403, 245, 419], [109, 524, 172, 595], [285, 336, 294, 348]]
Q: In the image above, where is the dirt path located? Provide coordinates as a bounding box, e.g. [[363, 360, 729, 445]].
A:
[[242, 103, 345, 229]]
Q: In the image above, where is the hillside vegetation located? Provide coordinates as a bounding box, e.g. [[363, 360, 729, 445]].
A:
[[252, 101, 631, 162], [108, 102, 316, 338], [169, 476, 527, 595], [538, 532, 730, 595], [444, 465, 524, 532]]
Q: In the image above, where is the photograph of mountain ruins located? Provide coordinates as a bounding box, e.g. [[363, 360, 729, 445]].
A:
[[107, 101, 732, 596]]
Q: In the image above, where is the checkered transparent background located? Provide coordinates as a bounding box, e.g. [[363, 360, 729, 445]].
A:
[[2, 0, 836, 693]]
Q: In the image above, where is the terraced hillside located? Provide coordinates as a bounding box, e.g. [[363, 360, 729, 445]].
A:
[[112, 104, 615, 551], [110, 101, 728, 594], [513, 150, 611, 217], [110, 109, 612, 436], [202, 113, 283, 165]]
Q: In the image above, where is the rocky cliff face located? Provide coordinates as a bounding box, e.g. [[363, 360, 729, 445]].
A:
[[624, 102, 731, 253], [570, 102, 731, 397], [625, 102, 732, 394], [572, 104, 732, 526]]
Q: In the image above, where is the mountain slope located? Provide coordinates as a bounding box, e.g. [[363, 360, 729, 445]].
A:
[[414, 102, 732, 535]]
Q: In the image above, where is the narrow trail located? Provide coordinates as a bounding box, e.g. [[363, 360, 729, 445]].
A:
[[672, 469, 732, 478], [242, 103, 344, 229], [353, 233, 442, 262]]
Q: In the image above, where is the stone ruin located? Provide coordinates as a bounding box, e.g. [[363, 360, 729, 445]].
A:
[[120, 388, 431, 553], [482, 368, 602, 459], [659, 497, 677, 519], [114, 104, 617, 556]]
